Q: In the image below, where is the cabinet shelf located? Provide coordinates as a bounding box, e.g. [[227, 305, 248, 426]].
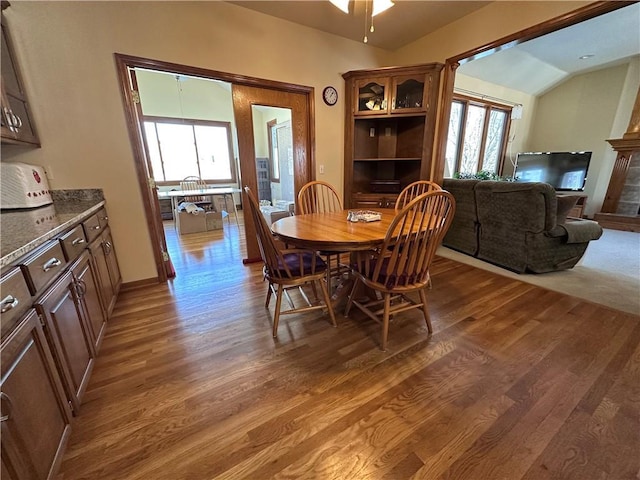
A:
[[355, 157, 422, 162]]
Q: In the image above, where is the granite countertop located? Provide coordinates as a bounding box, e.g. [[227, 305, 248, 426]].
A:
[[1, 189, 105, 268]]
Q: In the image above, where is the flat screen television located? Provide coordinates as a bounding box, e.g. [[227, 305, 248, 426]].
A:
[[514, 151, 592, 191]]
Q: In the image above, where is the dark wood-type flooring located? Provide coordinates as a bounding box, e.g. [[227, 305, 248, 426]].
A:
[[57, 215, 640, 479]]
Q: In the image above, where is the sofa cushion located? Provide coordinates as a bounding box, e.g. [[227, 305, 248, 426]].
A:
[[475, 181, 556, 233]]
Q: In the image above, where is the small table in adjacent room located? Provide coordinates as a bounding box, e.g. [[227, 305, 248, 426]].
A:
[[157, 187, 241, 226]]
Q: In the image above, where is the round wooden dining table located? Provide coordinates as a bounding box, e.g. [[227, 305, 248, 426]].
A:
[[270, 209, 397, 252]]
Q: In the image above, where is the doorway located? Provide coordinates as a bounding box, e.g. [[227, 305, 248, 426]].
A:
[[232, 83, 314, 262], [114, 54, 316, 280]]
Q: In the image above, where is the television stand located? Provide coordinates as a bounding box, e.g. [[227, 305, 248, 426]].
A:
[[557, 192, 587, 218]]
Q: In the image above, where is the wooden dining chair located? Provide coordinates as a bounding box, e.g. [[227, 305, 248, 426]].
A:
[[394, 180, 442, 211], [297, 180, 346, 290], [180, 176, 212, 210], [297, 180, 342, 214], [244, 186, 337, 337], [393, 180, 443, 289], [345, 190, 455, 351]]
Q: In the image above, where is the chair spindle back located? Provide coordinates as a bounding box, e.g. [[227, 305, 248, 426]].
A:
[[298, 181, 342, 214]]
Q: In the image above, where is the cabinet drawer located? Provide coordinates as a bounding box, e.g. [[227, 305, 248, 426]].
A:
[[82, 213, 103, 243], [352, 194, 397, 209], [0, 267, 32, 339], [96, 207, 109, 229], [20, 241, 67, 295], [60, 225, 87, 263]]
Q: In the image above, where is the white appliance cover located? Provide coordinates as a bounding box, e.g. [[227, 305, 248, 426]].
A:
[[1, 162, 53, 209]]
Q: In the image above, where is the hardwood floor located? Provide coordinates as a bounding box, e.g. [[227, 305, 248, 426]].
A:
[[57, 215, 640, 479]]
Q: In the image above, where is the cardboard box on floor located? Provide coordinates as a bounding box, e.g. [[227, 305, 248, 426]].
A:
[[206, 211, 223, 230], [174, 210, 223, 235]]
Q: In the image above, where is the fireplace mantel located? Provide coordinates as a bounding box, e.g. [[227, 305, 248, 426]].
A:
[[595, 88, 640, 231]]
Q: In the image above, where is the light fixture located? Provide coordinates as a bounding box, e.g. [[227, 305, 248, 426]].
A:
[[329, 0, 350, 14], [330, 0, 395, 43], [579, 54, 595, 60], [511, 104, 523, 120], [372, 0, 394, 16]]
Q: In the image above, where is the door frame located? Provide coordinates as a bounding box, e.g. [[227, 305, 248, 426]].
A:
[[433, 1, 633, 184], [114, 53, 316, 280], [233, 85, 313, 262]]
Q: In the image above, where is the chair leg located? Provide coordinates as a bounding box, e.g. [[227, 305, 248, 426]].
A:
[[344, 277, 361, 316], [265, 282, 273, 308], [325, 254, 333, 292], [310, 280, 319, 301], [418, 288, 433, 333], [381, 293, 391, 351], [273, 284, 284, 337], [318, 279, 337, 328]]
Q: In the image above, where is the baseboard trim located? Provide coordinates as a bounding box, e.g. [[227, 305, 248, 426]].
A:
[[121, 277, 161, 291], [593, 213, 640, 232]]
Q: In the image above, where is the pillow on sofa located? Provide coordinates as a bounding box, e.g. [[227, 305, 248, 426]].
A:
[[556, 195, 579, 224]]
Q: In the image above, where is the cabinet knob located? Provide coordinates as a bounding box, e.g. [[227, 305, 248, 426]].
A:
[[74, 279, 87, 298], [4, 108, 22, 132], [42, 257, 62, 272], [0, 295, 19, 313], [72, 237, 86, 246], [0, 392, 12, 422]]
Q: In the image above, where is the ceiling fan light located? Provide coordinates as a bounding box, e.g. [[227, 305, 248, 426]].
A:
[[329, 0, 350, 14], [372, 0, 394, 17]]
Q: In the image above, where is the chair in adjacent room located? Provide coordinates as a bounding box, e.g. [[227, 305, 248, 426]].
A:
[[297, 180, 347, 291], [394, 180, 442, 211], [179, 176, 212, 211], [345, 191, 455, 351], [244, 186, 337, 337]]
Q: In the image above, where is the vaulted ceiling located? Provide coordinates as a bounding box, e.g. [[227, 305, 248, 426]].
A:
[[228, 1, 640, 95]]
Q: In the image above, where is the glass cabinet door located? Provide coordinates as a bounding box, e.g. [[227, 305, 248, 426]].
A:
[[354, 77, 389, 115], [391, 74, 428, 113], [1, 20, 39, 145]]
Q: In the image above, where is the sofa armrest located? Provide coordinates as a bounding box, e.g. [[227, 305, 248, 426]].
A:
[[551, 219, 603, 243]]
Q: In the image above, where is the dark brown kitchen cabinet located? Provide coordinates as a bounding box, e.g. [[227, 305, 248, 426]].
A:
[[1, 308, 72, 480], [35, 271, 95, 414], [71, 251, 106, 352], [88, 227, 121, 318], [343, 63, 443, 209], [0, 10, 39, 146], [1, 200, 120, 479]]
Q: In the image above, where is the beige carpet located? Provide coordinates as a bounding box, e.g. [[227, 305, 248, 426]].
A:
[[436, 228, 640, 316]]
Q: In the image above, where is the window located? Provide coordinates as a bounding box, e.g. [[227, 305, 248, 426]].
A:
[[143, 116, 236, 184], [445, 95, 511, 177]]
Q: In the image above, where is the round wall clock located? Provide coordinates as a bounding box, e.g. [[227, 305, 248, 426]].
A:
[[322, 86, 338, 106]]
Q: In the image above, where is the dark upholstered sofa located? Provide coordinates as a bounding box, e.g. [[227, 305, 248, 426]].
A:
[[442, 178, 603, 273]]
